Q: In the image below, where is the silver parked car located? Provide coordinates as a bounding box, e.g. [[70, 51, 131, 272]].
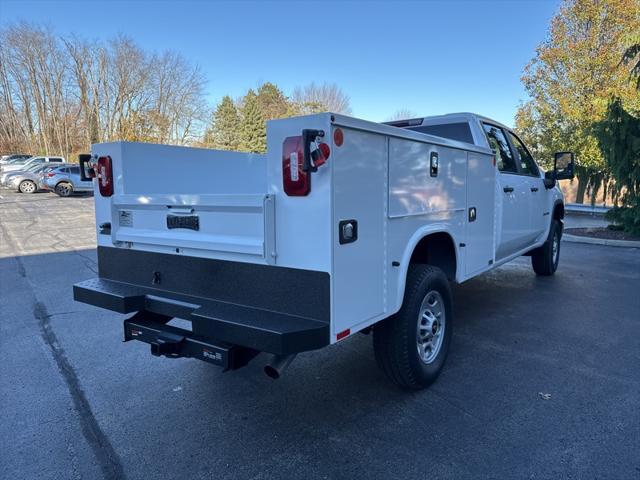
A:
[[7, 163, 70, 193], [0, 155, 66, 174], [43, 164, 94, 197], [0, 154, 32, 165], [1, 161, 49, 187]]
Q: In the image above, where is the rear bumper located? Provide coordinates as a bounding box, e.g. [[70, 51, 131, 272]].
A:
[[73, 247, 331, 355], [74, 278, 329, 354]]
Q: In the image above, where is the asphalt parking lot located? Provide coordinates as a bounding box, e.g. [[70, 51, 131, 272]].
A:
[[1, 189, 639, 480]]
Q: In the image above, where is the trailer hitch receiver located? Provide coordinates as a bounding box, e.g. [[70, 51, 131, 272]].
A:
[[150, 332, 185, 357]]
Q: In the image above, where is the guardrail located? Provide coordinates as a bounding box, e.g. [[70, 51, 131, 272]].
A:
[[565, 203, 610, 215]]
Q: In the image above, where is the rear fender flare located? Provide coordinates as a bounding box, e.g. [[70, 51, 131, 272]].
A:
[[393, 225, 459, 315]]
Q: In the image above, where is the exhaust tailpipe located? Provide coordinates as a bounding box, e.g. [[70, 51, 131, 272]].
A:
[[264, 354, 297, 379]]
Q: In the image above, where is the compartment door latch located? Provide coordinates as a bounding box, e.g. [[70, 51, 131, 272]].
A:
[[339, 219, 358, 245]]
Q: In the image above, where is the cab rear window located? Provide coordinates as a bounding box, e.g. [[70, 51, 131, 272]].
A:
[[408, 123, 474, 144]]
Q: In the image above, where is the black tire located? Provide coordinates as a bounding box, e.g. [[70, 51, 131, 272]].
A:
[[531, 219, 562, 276], [18, 180, 37, 194], [55, 182, 73, 197], [373, 264, 452, 390]]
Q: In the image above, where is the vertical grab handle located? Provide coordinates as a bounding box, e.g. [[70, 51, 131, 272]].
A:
[[302, 129, 324, 173]]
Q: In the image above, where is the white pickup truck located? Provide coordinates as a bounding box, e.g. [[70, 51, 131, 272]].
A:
[[74, 112, 574, 389]]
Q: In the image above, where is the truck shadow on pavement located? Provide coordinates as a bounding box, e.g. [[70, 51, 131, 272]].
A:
[[3, 244, 640, 480]]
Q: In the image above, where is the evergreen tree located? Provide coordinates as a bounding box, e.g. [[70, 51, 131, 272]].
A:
[[594, 99, 640, 234], [256, 82, 294, 120], [205, 95, 240, 150], [239, 89, 266, 153]]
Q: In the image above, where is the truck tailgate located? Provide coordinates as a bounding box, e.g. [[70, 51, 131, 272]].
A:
[[108, 193, 276, 263]]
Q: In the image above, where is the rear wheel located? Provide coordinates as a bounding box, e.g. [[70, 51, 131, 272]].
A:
[[18, 180, 37, 194], [531, 219, 561, 276], [55, 182, 73, 197], [373, 264, 452, 390]]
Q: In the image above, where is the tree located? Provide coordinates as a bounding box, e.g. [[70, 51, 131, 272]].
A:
[[622, 42, 640, 89], [239, 89, 266, 153], [204, 95, 240, 150], [515, 0, 640, 204], [292, 82, 352, 114], [0, 22, 208, 158], [147, 50, 207, 144], [256, 82, 294, 120], [236, 82, 301, 153], [594, 99, 640, 234], [386, 109, 418, 121]]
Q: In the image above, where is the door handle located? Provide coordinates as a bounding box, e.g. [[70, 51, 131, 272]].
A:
[[531, 187, 539, 192], [503, 186, 514, 193]]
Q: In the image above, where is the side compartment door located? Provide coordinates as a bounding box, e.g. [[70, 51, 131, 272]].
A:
[[465, 151, 496, 276], [482, 123, 531, 260], [332, 128, 386, 338]]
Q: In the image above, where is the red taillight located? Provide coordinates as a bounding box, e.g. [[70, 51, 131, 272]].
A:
[[283, 136, 310, 196], [282, 137, 330, 196], [97, 155, 113, 197], [47, 172, 55, 177]]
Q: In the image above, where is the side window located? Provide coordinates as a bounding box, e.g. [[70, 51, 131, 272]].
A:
[[482, 124, 517, 173], [508, 132, 539, 176], [70, 166, 80, 174], [49, 157, 63, 162]]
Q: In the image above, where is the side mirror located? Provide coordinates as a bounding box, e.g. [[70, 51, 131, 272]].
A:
[[553, 151, 574, 180]]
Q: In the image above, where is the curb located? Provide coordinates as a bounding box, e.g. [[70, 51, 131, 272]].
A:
[[562, 233, 640, 248]]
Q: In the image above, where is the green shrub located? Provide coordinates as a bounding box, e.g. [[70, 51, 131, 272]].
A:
[[594, 99, 640, 235]]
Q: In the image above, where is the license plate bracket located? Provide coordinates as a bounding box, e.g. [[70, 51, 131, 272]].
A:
[[167, 214, 199, 231]]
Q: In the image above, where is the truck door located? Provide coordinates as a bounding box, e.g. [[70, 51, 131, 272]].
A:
[[508, 131, 547, 241], [482, 123, 531, 260]]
